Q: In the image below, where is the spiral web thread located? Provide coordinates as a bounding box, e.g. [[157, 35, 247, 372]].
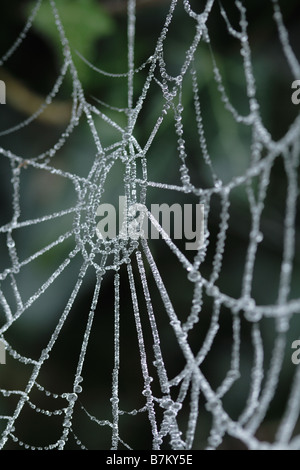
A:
[[0, 0, 299, 450]]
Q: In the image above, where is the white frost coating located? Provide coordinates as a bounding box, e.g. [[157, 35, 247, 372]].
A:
[[0, 0, 299, 450]]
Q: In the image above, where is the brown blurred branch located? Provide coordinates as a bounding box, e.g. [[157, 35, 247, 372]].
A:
[[100, 0, 170, 14]]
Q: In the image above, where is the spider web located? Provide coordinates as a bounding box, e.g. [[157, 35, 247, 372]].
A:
[[0, 0, 300, 450]]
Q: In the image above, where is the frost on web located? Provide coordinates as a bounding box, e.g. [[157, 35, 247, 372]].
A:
[[0, 0, 300, 450]]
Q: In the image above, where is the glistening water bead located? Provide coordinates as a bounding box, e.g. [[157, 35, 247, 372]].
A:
[[0, 0, 299, 452]]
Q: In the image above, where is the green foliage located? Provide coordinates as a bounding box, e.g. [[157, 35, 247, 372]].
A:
[[27, 0, 115, 86]]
